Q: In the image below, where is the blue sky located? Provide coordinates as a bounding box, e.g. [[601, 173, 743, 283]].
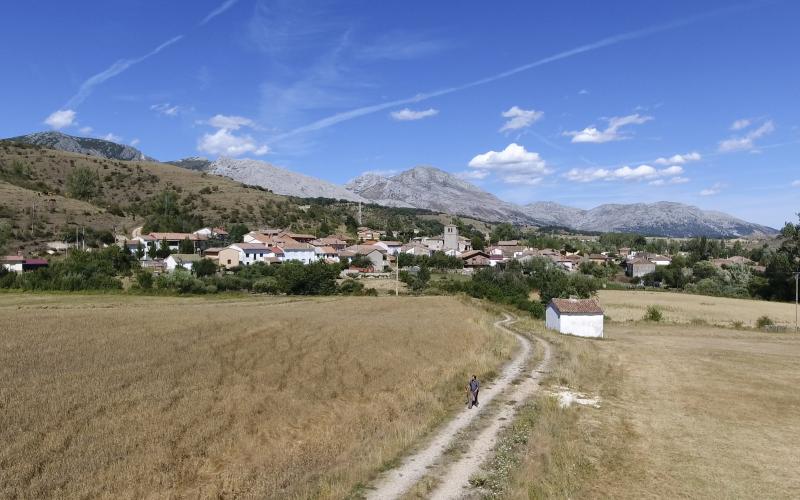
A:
[[2, 0, 798, 227]]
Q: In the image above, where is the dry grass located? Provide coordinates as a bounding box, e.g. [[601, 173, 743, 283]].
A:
[[598, 289, 798, 327], [497, 310, 800, 499], [0, 294, 516, 499]]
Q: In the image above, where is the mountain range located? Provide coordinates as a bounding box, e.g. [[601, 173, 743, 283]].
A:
[[4, 131, 778, 237], [9, 131, 153, 162]]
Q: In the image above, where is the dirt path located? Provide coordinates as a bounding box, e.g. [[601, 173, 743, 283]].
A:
[[366, 313, 552, 499]]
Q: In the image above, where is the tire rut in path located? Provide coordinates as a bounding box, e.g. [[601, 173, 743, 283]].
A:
[[366, 313, 551, 499]]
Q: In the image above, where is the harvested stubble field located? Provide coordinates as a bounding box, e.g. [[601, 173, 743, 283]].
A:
[[498, 302, 800, 499], [598, 289, 797, 327], [0, 294, 516, 499]]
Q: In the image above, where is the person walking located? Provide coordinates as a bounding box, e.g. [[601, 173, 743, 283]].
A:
[[467, 375, 480, 409]]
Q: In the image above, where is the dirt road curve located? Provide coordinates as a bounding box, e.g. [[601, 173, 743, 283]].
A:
[[366, 313, 552, 499]]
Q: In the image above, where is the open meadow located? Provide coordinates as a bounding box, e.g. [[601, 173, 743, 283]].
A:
[[498, 295, 800, 499], [0, 294, 516, 499], [598, 289, 797, 328]]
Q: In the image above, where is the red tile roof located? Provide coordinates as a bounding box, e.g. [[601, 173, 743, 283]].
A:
[[549, 298, 603, 315]]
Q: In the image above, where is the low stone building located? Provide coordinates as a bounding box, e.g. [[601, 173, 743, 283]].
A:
[[626, 257, 656, 277], [545, 298, 604, 338]]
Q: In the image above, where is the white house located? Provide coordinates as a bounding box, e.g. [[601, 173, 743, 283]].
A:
[[545, 298, 604, 338], [401, 243, 432, 257], [314, 246, 340, 262], [374, 241, 403, 255], [222, 243, 273, 267], [165, 254, 201, 272], [279, 243, 317, 264], [1, 255, 24, 273]]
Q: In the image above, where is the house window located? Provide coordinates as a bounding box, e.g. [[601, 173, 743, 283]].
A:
[[227, 259, 231, 264]]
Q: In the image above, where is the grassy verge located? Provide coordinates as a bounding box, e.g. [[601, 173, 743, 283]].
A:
[[478, 317, 631, 498]]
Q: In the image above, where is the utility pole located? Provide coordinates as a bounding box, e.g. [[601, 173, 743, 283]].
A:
[[395, 259, 399, 296], [794, 272, 799, 334]]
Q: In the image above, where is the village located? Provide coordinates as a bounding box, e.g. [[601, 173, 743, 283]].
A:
[[2, 220, 766, 282]]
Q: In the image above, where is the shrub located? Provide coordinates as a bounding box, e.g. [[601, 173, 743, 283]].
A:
[[338, 279, 365, 295], [756, 315, 774, 329], [135, 270, 153, 289], [644, 305, 663, 322], [252, 277, 280, 294], [66, 166, 101, 200]]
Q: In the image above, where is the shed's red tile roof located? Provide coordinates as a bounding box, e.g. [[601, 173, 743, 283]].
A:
[[549, 298, 604, 315]]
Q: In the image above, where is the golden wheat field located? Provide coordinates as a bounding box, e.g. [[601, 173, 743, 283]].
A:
[[598, 289, 797, 327], [0, 294, 515, 499]]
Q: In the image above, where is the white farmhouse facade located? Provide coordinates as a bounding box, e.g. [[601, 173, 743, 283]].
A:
[[279, 244, 317, 264], [165, 254, 200, 272], [545, 298, 604, 338], [374, 241, 402, 255]]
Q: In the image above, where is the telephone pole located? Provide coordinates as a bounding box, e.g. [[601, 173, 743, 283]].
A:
[[794, 272, 799, 333]]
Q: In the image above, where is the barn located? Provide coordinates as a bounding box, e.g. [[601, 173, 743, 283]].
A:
[[545, 298, 604, 338]]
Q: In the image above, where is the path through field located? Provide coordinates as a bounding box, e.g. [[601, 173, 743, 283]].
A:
[[367, 314, 552, 499]]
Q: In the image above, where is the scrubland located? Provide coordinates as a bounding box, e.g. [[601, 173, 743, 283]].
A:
[[0, 294, 515, 499]]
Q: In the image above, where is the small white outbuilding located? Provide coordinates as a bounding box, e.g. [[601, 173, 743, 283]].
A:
[[545, 298, 604, 338]]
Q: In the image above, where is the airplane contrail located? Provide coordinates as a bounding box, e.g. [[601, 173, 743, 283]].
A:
[[62, 0, 240, 110], [270, 2, 763, 142], [65, 35, 184, 109], [200, 0, 239, 26]]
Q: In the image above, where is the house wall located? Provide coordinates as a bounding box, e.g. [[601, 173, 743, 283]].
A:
[[218, 249, 240, 269], [546, 308, 604, 338], [545, 306, 560, 331], [366, 251, 387, 271], [560, 314, 604, 338], [628, 262, 656, 277], [2, 263, 24, 273], [282, 249, 316, 264]]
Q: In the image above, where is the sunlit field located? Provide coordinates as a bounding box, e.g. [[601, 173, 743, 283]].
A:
[[499, 298, 800, 499], [598, 289, 797, 327], [0, 294, 515, 499]]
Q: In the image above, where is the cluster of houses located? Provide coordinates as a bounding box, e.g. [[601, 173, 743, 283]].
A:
[[117, 223, 660, 277], [118, 224, 487, 274], [0, 255, 48, 273]]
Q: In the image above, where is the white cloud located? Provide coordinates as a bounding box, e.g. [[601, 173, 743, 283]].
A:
[[44, 109, 77, 130], [700, 183, 724, 196], [499, 106, 543, 132], [130, 138, 140, 146], [390, 108, 439, 121], [791, 180, 800, 187], [205, 114, 257, 130], [197, 113, 268, 157], [102, 133, 122, 143], [198, 128, 268, 156], [468, 143, 551, 185], [578, 89, 589, 95], [78, 126, 93, 135], [564, 163, 684, 183], [649, 176, 689, 186], [653, 151, 701, 165], [730, 118, 751, 130], [718, 120, 775, 152], [564, 113, 652, 143], [151, 103, 180, 116]]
